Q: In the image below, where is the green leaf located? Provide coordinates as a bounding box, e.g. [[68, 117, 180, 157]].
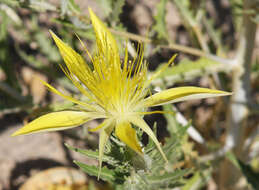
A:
[[68, 0, 80, 14], [96, 0, 112, 17], [182, 170, 211, 190], [238, 160, 259, 190], [153, 0, 168, 40], [203, 17, 225, 53], [153, 57, 221, 85], [0, 0, 20, 7], [0, 11, 20, 90], [227, 152, 259, 190], [60, 0, 80, 16], [147, 169, 187, 184], [162, 104, 178, 134], [0, 4, 22, 25], [74, 161, 123, 182], [28, 0, 57, 12], [34, 31, 60, 62], [65, 143, 119, 165], [60, 0, 68, 16], [110, 0, 125, 24], [162, 57, 218, 77], [252, 14, 259, 24], [174, 0, 196, 26]]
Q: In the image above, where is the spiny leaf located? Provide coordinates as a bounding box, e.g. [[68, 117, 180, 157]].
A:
[[238, 160, 259, 190], [227, 152, 259, 190], [68, 0, 80, 14], [34, 31, 60, 62], [153, 0, 168, 40], [96, 0, 112, 17], [74, 161, 124, 182], [152, 57, 221, 85], [182, 170, 211, 190], [110, 0, 125, 24], [146, 169, 188, 183], [60, 0, 68, 16], [65, 143, 119, 165], [162, 104, 179, 134], [160, 57, 218, 77], [60, 0, 80, 15], [174, 0, 195, 25], [28, 0, 57, 11], [203, 17, 225, 53]]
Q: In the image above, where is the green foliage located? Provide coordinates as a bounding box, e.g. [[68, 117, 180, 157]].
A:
[[0, 0, 258, 189], [227, 152, 259, 190], [153, 0, 168, 41], [65, 143, 119, 166], [68, 122, 189, 189], [238, 161, 259, 190], [110, 0, 125, 25], [162, 57, 218, 76], [96, 0, 125, 25], [152, 57, 220, 86], [202, 17, 225, 53], [0, 10, 23, 107], [34, 31, 60, 62], [74, 161, 124, 183], [96, 0, 112, 17], [173, 0, 205, 27], [182, 169, 211, 190], [229, 0, 244, 30]]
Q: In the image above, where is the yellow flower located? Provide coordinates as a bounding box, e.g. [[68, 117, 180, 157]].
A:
[[12, 8, 231, 173]]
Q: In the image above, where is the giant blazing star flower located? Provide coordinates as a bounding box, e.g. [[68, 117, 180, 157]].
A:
[[12, 8, 231, 172]]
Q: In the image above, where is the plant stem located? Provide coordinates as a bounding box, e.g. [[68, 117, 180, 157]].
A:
[[219, 0, 257, 189], [109, 28, 233, 65], [228, 1, 257, 158]]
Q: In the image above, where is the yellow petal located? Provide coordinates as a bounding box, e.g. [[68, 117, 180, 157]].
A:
[[88, 8, 119, 62], [11, 111, 102, 136], [143, 86, 232, 107], [129, 116, 168, 162], [49, 30, 92, 86], [115, 122, 142, 154], [89, 118, 113, 132]]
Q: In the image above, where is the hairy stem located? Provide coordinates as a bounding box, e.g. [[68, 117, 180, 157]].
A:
[[220, 0, 257, 189], [227, 0, 257, 159], [109, 28, 233, 64]]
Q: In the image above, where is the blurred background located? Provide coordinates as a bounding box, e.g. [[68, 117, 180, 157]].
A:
[[0, 0, 258, 189]]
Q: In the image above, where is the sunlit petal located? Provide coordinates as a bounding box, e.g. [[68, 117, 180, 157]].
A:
[[12, 8, 233, 173], [143, 86, 231, 107], [88, 7, 119, 62], [115, 122, 142, 154], [11, 111, 103, 136], [50, 30, 88, 70], [89, 118, 113, 132], [129, 116, 168, 162], [49, 31, 93, 88]]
